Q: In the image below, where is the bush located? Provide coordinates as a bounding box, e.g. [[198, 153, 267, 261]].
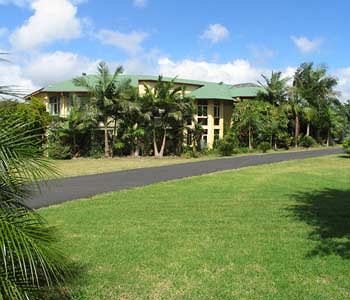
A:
[[216, 133, 238, 156], [343, 137, 350, 156], [258, 142, 271, 153], [48, 143, 72, 160], [300, 135, 316, 148]]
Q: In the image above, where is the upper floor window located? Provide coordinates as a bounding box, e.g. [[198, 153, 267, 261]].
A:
[[49, 96, 60, 116], [197, 100, 208, 125], [214, 101, 220, 126]]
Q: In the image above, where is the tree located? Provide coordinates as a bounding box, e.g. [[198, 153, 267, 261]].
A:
[[303, 106, 316, 136], [74, 62, 126, 158], [257, 71, 289, 106], [0, 121, 69, 300], [293, 62, 338, 142], [56, 97, 97, 157], [286, 86, 304, 147], [142, 76, 194, 157], [232, 100, 261, 149]]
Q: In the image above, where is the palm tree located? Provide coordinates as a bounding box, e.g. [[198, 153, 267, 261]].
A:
[[293, 62, 338, 142], [0, 54, 68, 299], [257, 71, 289, 106], [58, 97, 97, 157], [286, 85, 305, 148], [143, 76, 194, 157], [303, 106, 316, 136], [74, 61, 125, 158], [0, 120, 68, 299]]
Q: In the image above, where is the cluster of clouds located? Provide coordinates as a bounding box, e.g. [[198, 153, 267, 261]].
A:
[[0, 0, 349, 101]]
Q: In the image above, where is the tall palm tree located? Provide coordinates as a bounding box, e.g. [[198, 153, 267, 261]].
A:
[[257, 71, 289, 106], [303, 106, 316, 136], [74, 61, 125, 158], [293, 62, 338, 142], [143, 76, 194, 157]]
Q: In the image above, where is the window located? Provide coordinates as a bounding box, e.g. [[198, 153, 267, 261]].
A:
[[49, 96, 60, 116], [197, 100, 208, 125], [214, 101, 220, 125], [200, 129, 208, 148]]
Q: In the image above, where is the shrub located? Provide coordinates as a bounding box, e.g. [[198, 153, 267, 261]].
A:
[[48, 143, 72, 160], [300, 135, 317, 148], [216, 133, 238, 156], [343, 137, 350, 156], [258, 142, 271, 153]]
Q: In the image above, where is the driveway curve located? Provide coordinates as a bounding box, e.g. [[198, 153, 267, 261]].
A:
[[28, 148, 343, 209]]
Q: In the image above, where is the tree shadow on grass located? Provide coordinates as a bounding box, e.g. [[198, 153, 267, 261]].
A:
[[289, 188, 350, 259], [38, 262, 88, 300]]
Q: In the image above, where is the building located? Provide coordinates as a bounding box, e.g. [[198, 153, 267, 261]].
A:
[[26, 75, 261, 148]]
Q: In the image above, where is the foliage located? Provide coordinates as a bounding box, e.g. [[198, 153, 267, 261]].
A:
[[48, 142, 72, 160], [217, 133, 237, 156], [0, 98, 51, 150], [257, 71, 289, 106], [258, 141, 271, 153], [74, 62, 127, 158], [343, 137, 350, 155], [299, 135, 317, 148], [142, 76, 195, 157], [0, 119, 68, 299]]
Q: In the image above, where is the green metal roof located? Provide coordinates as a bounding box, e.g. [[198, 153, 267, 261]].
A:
[[188, 83, 234, 100], [40, 74, 262, 100]]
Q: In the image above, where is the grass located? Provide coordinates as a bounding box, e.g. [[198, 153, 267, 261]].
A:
[[52, 145, 340, 178], [40, 154, 350, 299]]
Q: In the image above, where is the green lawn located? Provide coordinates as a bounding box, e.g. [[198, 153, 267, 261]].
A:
[[51, 156, 208, 178], [41, 154, 350, 299], [52, 146, 339, 178]]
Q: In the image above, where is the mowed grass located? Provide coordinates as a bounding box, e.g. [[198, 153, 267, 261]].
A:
[[51, 156, 206, 178], [40, 155, 350, 300]]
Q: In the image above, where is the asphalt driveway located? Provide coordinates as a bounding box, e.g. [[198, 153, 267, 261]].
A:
[[28, 148, 344, 209]]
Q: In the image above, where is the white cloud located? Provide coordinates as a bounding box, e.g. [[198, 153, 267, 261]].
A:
[[22, 51, 98, 87], [133, 0, 147, 8], [334, 67, 350, 101], [291, 36, 323, 54], [0, 62, 36, 94], [10, 0, 82, 50], [200, 24, 229, 43], [95, 29, 148, 54], [157, 58, 266, 84]]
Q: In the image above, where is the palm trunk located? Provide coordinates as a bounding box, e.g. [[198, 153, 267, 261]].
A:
[[326, 130, 330, 147], [294, 115, 300, 148], [306, 122, 310, 137], [248, 124, 252, 150], [111, 118, 118, 157], [158, 128, 167, 157], [104, 122, 110, 158], [72, 132, 77, 158], [153, 128, 159, 157]]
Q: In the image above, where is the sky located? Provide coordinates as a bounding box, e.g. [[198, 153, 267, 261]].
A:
[[0, 0, 349, 100]]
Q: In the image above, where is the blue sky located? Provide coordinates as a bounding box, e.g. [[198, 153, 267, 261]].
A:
[[0, 0, 349, 99]]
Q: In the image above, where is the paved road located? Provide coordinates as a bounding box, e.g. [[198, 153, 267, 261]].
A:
[[28, 148, 343, 209]]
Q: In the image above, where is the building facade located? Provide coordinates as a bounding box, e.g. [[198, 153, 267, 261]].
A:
[[26, 75, 261, 149]]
